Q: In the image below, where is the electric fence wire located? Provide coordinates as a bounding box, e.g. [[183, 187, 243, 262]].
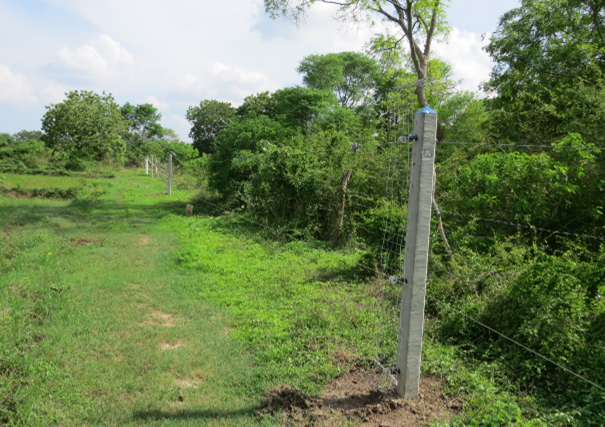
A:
[[440, 141, 605, 151], [205, 149, 341, 163], [442, 211, 605, 243], [192, 195, 605, 396], [442, 229, 599, 259]]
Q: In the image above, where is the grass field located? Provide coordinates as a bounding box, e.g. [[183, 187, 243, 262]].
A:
[[0, 174, 106, 189], [0, 170, 379, 426], [0, 171, 277, 426]]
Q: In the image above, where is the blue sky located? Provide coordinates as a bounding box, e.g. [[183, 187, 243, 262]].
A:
[[0, 0, 520, 141]]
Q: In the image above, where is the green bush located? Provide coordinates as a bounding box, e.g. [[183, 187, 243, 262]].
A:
[[427, 244, 605, 425], [64, 157, 87, 172]]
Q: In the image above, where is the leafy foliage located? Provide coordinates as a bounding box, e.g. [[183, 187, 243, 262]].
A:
[[236, 91, 278, 118], [484, 0, 605, 146], [186, 100, 236, 155], [298, 51, 380, 108], [41, 90, 126, 161]]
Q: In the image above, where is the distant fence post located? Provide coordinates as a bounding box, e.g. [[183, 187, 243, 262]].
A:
[[145, 155, 149, 175], [167, 152, 172, 196], [151, 155, 154, 179], [396, 106, 438, 399]]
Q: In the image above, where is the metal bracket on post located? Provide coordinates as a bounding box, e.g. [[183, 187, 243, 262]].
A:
[[396, 105, 437, 399]]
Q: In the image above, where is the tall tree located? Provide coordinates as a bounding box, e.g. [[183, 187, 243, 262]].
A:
[[264, 0, 449, 107], [484, 0, 605, 145], [186, 100, 236, 155], [297, 52, 380, 108], [273, 87, 339, 131], [121, 103, 164, 145], [41, 90, 126, 161], [236, 92, 278, 118]]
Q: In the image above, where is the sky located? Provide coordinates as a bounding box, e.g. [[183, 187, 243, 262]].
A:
[[0, 0, 520, 141]]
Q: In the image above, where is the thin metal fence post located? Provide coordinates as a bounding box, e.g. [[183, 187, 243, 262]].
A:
[[151, 155, 154, 179], [145, 155, 149, 174], [167, 153, 172, 196], [396, 106, 438, 398]]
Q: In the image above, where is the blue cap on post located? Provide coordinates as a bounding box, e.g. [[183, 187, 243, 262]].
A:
[[416, 106, 437, 114]]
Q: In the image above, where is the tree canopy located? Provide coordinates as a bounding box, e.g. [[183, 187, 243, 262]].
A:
[[41, 90, 126, 161], [121, 103, 164, 142], [186, 100, 236, 155], [297, 52, 380, 108], [236, 91, 278, 118], [484, 0, 605, 145], [264, 0, 450, 106]]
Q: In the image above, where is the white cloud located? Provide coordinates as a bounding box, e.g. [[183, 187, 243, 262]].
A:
[[164, 113, 192, 141], [432, 27, 493, 92], [56, 34, 134, 79], [208, 62, 281, 99], [251, 2, 384, 51], [174, 63, 281, 104], [143, 95, 169, 111], [177, 72, 207, 96], [39, 82, 69, 104], [0, 65, 38, 106]]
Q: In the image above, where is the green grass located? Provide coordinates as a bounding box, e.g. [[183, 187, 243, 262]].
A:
[[175, 216, 378, 392], [0, 174, 104, 189], [0, 172, 283, 426]]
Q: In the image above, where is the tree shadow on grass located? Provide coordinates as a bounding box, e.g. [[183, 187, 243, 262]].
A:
[[310, 262, 374, 283], [0, 198, 191, 230], [132, 406, 262, 421]]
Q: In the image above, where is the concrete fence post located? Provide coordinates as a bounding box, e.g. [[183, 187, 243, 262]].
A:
[[395, 106, 438, 398]]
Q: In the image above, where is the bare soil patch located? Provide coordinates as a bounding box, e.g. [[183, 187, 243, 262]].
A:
[[160, 341, 183, 351], [260, 368, 459, 426], [175, 376, 203, 388], [141, 310, 175, 327], [140, 237, 151, 244]]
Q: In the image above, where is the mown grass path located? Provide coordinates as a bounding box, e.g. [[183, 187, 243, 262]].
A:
[[0, 171, 278, 426]]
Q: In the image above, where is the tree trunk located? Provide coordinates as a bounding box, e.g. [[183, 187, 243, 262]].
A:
[[432, 167, 452, 258], [415, 59, 429, 107], [332, 170, 353, 248]]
